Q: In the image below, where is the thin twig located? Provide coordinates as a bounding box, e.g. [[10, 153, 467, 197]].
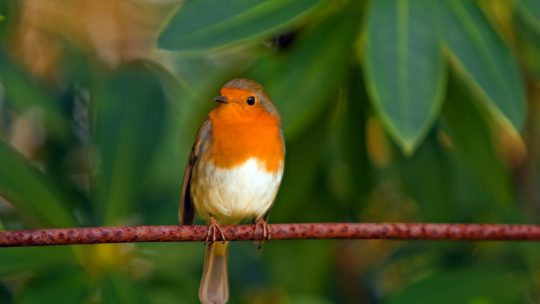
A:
[[0, 223, 539, 247]]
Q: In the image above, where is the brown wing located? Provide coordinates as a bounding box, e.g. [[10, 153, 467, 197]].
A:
[[179, 119, 212, 225]]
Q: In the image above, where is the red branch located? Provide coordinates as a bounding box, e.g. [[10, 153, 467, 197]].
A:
[[0, 223, 539, 247]]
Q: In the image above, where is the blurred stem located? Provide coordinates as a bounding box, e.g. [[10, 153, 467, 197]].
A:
[[518, 76, 540, 219]]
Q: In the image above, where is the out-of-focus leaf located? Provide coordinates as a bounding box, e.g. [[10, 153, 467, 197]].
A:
[[517, 0, 540, 34], [364, 0, 445, 154], [0, 49, 68, 137], [0, 247, 74, 276], [440, 0, 526, 131], [515, 1, 540, 77], [397, 133, 455, 221], [0, 0, 8, 37], [326, 66, 373, 209], [138, 243, 202, 303], [386, 264, 527, 304], [249, 4, 360, 140], [265, 240, 335, 293], [271, 109, 333, 222], [323, 66, 372, 215], [288, 294, 333, 304], [94, 61, 167, 224], [0, 141, 76, 227], [0, 283, 11, 304], [442, 77, 513, 208], [158, 0, 326, 52], [101, 272, 149, 304], [16, 267, 88, 304]]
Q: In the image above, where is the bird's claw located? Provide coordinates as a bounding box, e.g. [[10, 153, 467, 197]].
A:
[[205, 216, 226, 246], [254, 218, 271, 249]]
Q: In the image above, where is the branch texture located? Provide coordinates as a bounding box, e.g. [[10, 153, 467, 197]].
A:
[[0, 223, 540, 247]]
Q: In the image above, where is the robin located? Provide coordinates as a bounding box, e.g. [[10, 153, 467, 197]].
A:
[[179, 78, 285, 304]]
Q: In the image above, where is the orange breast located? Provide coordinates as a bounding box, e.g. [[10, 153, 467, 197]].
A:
[[205, 106, 284, 172]]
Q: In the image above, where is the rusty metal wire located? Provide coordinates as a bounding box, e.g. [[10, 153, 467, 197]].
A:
[[0, 223, 539, 247]]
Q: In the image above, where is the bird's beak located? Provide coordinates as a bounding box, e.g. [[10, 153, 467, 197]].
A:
[[213, 96, 229, 103]]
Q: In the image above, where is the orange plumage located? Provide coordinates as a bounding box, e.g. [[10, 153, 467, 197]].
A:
[[206, 88, 284, 172]]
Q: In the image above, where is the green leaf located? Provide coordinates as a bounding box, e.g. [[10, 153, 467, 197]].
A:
[[364, 0, 446, 154], [386, 264, 527, 304], [0, 141, 76, 227], [158, 0, 326, 52], [440, 0, 526, 131], [517, 0, 540, 34], [94, 61, 167, 224], [249, 4, 360, 140], [100, 272, 149, 304], [442, 77, 513, 208]]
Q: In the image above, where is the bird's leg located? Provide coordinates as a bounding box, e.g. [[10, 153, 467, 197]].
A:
[[205, 215, 226, 246], [253, 218, 271, 249]]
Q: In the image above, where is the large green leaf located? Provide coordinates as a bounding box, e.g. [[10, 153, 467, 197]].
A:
[[0, 141, 76, 227], [158, 0, 326, 52], [517, 0, 540, 34], [94, 61, 167, 224], [440, 0, 526, 131], [249, 4, 360, 140], [364, 0, 445, 154]]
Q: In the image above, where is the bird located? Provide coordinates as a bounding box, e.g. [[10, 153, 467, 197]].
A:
[[179, 78, 285, 304]]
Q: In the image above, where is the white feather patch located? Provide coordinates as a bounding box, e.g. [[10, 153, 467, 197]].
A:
[[191, 157, 283, 224]]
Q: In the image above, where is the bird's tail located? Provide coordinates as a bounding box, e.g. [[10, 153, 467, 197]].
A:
[[199, 241, 229, 304]]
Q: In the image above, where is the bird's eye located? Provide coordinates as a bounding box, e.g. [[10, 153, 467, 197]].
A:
[[247, 96, 256, 106]]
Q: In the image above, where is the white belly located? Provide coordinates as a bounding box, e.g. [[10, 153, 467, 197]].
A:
[[191, 157, 283, 224]]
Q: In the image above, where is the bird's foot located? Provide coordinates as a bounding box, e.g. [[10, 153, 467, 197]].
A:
[[205, 216, 226, 246], [253, 218, 271, 249]]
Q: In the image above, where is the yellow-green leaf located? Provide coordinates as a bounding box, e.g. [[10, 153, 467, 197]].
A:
[[441, 0, 526, 131]]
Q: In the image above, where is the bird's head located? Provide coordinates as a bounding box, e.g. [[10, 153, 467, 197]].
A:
[[212, 78, 280, 120]]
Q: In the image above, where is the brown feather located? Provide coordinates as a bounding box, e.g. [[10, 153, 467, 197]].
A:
[[179, 119, 212, 225], [199, 242, 229, 304]]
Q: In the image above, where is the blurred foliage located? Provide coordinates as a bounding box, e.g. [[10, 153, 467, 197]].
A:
[[0, 0, 539, 303]]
